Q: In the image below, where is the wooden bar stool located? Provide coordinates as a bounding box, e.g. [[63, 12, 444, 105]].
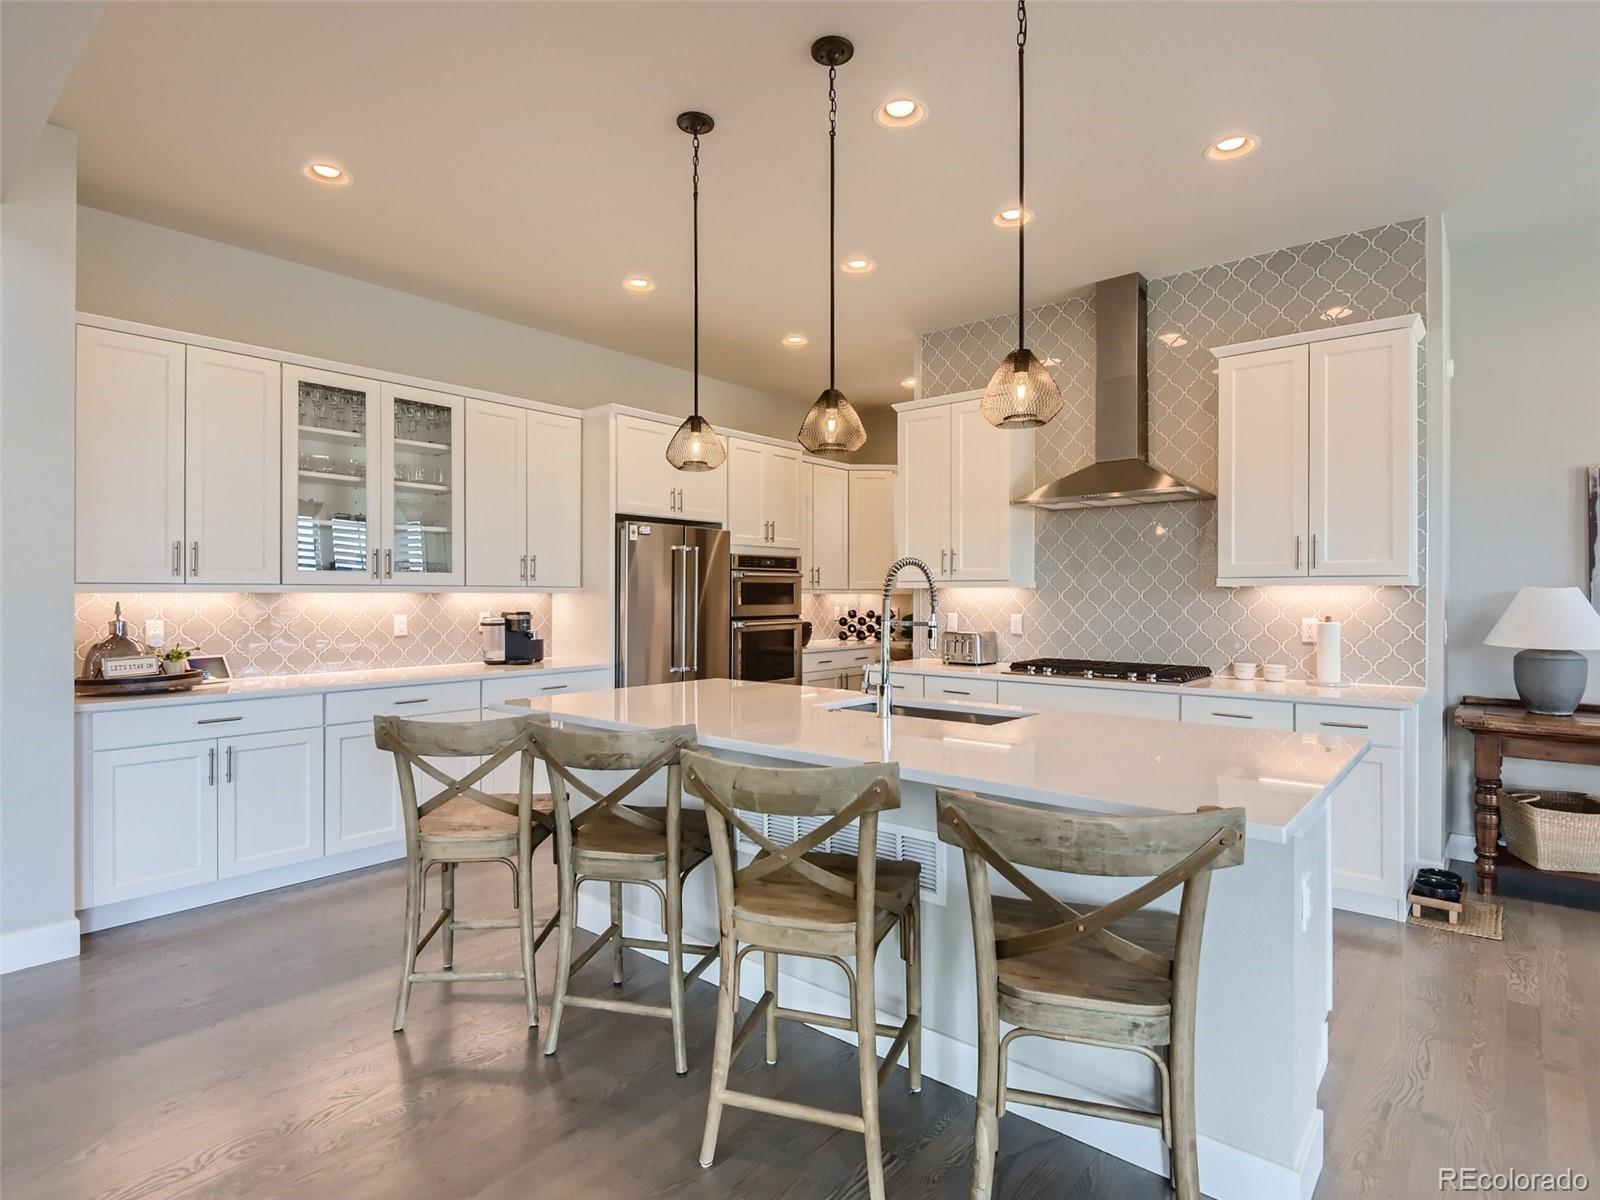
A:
[[936, 789, 1246, 1200], [375, 714, 555, 1033], [533, 721, 718, 1075], [681, 751, 921, 1200]]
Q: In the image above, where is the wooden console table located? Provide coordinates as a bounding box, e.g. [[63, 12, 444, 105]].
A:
[[1453, 696, 1600, 897]]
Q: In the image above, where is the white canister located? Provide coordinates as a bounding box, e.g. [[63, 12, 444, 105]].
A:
[[1315, 618, 1343, 686]]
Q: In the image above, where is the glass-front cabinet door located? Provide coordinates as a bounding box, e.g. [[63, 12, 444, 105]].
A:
[[378, 383, 464, 586], [283, 365, 382, 585]]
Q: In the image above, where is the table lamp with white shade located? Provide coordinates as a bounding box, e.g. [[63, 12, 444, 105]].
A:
[[1483, 586, 1600, 715]]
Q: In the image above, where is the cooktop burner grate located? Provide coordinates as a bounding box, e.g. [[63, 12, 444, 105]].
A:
[[1009, 657, 1213, 684]]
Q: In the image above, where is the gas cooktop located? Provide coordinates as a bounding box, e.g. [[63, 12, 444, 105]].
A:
[[1008, 658, 1213, 685]]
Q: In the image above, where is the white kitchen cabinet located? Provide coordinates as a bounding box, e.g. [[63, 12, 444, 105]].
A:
[[282, 364, 384, 585], [614, 413, 727, 523], [995, 678, 1182, 720], [894, 392, 1035, 585], [379, 383, 465, 586], [90, 741, 219, 904], [465, 399, 582, 588], [727, 438, 801, 548], [1179, 693, 1296, 730], [184, 347, 282, 586], [1325, 746, 1404, 911], [325, 706, 481, 855], [924, 676, 1000, 704], [1214, 316, 1421, 585], [847, 469, 896, 590], [802, 463, 850, 590], [76, 327, 188, 585], [217, 728, 323, 878]]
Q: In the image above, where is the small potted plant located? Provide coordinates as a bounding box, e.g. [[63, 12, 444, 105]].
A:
[[160, 646, 198, 675]]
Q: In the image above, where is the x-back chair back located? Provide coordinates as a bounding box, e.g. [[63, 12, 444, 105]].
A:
[[936, 789, 1245, 1200], [528, 720, 698, 858], [681, 750, 921, 1200], [374, 714, 550, 1032]]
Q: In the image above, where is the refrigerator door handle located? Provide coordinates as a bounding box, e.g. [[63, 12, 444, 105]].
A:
[[689, 545, 702, 672], [670, 544, 688, 674]]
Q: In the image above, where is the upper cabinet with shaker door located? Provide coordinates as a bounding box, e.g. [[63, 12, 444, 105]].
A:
[[807, 463, 850, 590], [727, 437, 801, 549], [613, 412, 726, 524], [465, 398, 581, 589], [1214, 315, 1421, 585], [847, 468, 896, 590], [893, 391, 1035, 586], [185, 348, 282, 586], [76, 328, 187, 585], [378, 383, 464, 586], [282, 364, 384, 585]]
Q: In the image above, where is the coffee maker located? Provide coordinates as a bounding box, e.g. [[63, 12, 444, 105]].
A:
[[479, 614, 507, 664], [502, 611, 543, 665]]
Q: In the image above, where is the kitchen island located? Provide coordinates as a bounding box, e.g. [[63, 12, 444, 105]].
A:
[[496, 678, 1365, 1200]]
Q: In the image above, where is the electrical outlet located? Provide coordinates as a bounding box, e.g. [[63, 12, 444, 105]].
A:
[[1300, 617, 1320, 645], [945, 610, 959, 632], [144, 618, 166, 648], [392, 614, 409, 637], [1009, 613, 1025, 636]]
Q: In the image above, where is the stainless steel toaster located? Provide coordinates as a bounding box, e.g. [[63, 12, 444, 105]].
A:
[[940, 630, 1000, 666]]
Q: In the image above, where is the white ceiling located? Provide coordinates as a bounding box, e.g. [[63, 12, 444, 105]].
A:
[[54, 1, 1598, 408]]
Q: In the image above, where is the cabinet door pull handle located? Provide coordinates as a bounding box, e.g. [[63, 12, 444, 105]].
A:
[[172, 540, 183, 577], [540, 684, 568, 692], [944, 688, 971, 696], [940, 549, 947, 575], [1310, 533, 1318, 571], [196, 715, 243, 725], [190, 541, 200, 577], [207, 747, 217, 786], [1211, 711, 1253, 720], [520, 554, 527, 581], [950, 547, 958, 572], [1321, 720, 1369, 730], [224, 746, 234, 783], [385, 548, 393, 578], [529, 554, 537, 581], [371, 549, 380, 578], [1294, 534, 1302, 570], [394, 697, 430, 706]]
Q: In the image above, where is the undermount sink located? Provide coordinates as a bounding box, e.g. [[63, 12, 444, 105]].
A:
[[824, 698, 1033, 726]]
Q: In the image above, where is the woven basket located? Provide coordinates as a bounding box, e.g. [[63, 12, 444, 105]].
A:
[[1502, 789, 1600, 874]]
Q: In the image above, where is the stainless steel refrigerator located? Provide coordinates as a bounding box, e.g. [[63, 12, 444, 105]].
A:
[[615, 518, 731, 687]]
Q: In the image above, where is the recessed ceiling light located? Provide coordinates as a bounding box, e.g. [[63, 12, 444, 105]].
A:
[[1204, 134, 1260, 162], [875, 97, 927, 128], [1322, 304, 1354, 320], [622, 276, 656, 293], [781, 334, 809, 348], [303, 161, 351, 186], [841, 257, 875, 274], [992, 206, 1033, 228], [1157, 332, 1189, 348], [900, 376, 917, 388]]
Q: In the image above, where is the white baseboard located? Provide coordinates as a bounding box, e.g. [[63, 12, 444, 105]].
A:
[[1, 916, 82, 974], [79, 843, 405, 933], [1333, 887, 1405, 922], [575, 894, 1320, 1200]]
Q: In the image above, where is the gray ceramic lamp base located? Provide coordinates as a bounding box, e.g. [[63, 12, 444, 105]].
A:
[[1512, 648, 1589, 716]]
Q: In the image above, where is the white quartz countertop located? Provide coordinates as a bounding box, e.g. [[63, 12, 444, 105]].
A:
[[495, 679, 1367, 843], [74, 659, 612, 712], [884, 657, 1422, 709]]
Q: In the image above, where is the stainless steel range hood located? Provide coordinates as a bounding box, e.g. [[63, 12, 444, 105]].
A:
[[1018, 273, 1213, 510]]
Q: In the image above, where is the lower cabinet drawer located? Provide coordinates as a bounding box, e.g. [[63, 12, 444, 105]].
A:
[[997, 680, 1180, 720], [481, 668, 611, 706], [923, 676, 1000, 704], [1295, 703, 1404, 748], [324, 681, 481, 725], [1179, 694, 1295, 730], [92, 694, 323, 750]]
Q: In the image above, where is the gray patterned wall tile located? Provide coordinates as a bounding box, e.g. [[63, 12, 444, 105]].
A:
[[917, 220, 1429, 686]]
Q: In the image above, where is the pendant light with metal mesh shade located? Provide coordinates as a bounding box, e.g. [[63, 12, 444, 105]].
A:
[[981, 0, 1063, 429], [797, 36, 867, 458], [666, 111, 727, 472]]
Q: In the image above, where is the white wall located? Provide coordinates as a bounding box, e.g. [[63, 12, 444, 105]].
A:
[[76, 207, 897, 457], [1, 125, 81, 970], [1445, 212, 1600, 837]]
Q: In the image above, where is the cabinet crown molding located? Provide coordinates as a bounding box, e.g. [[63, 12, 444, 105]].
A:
[[1210, 313, 1425, 360]]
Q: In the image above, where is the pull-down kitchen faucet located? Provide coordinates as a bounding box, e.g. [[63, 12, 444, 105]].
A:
[[868, 557, 939, 717]]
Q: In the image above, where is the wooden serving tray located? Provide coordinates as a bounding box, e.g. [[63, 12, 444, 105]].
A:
[[75, 669, 206, 695]]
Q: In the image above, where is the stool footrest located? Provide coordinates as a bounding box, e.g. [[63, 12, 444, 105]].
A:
[[407, 970, 525, 984], [718, 1087, 866, 1134], [452, 918, 519, 931], [774, 1006, 901, 1041], [1005, 1086, 1162, 1130], [564, 994, 671, 1020]]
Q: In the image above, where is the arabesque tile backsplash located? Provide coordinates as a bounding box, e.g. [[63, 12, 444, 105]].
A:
[[74, 593, 553, 677], [916, 219, 1430, 685]]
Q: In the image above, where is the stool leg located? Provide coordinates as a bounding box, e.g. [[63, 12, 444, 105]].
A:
[[1169, 1032, 1200, 1199], [905, 893, 922, 1093], [516, 858, 538, 1029], [610, 881, 625, 986], [393, 854, 423, 1033], [855, 942, 886, 1200], [544, 861, 577, 1056], [441, 862, 456, 971], [698, 930, 738, 1168], [764, 952, 779, 1065], [666, 872, 688, 1075], [970, 974, 1000, 1199]]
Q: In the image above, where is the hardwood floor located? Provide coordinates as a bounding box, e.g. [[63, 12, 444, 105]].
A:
[[2, 861, 1594, 1199]]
